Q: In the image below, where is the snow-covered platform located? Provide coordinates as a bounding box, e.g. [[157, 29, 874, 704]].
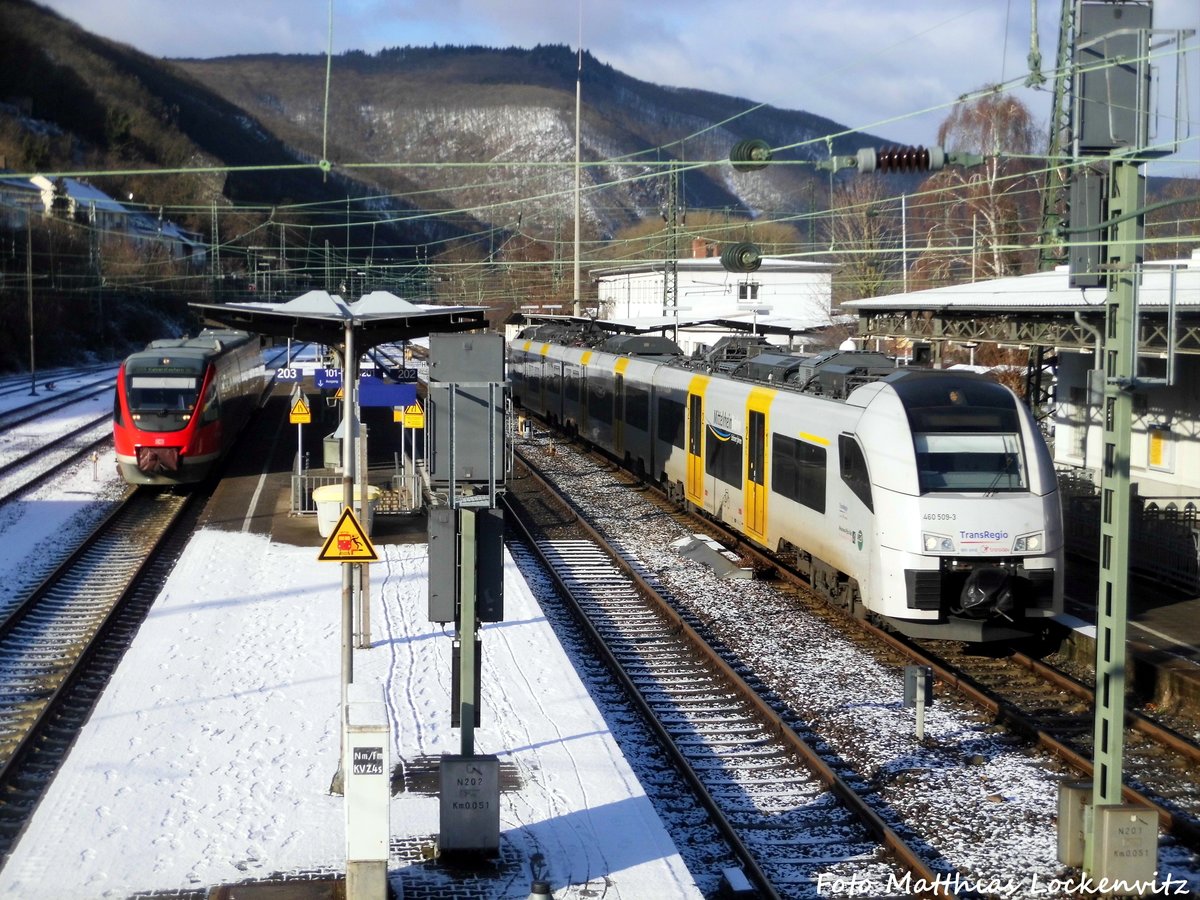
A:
[[0, 526, 703, 899]]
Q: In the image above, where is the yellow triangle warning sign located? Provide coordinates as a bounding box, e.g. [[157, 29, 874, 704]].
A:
[[401, 403, 424, 429], [317, 507, 378, 562], [289, 396, 312, 424]]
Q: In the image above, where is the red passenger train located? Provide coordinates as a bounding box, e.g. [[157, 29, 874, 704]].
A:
[[113, 329, 264, 485]]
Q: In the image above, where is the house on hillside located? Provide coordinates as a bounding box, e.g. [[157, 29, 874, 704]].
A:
[[0, 175, 40, 229], [0, 172, 205, 265]]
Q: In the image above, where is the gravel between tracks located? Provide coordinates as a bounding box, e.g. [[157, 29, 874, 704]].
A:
[[516, 433, 1200, 899]]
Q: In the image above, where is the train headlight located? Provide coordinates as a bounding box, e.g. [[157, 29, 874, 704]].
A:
[[1013, 531, 1044, 553], [922, 532, 955, 553]]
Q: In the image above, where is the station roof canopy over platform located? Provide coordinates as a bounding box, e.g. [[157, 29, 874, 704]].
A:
[[841, 251, 1200, 356], [191, 290, 488, 350], [510, 311, 829, 340]]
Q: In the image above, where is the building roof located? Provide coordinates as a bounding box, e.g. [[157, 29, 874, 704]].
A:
[[844, 250, 1200, 314], [589, 256, 832, 279], [509, 310, 835, 340]]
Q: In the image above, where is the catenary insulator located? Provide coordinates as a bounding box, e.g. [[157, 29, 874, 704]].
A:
[[730, 138, 772, 172], [856, 145, 947, 173], [720, 241, 762, 273]]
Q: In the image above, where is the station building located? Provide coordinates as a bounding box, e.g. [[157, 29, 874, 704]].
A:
[[585, 240, 835, 355]]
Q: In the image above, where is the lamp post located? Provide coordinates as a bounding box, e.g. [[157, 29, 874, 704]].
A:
[[750, 307, 771, 336], [25, 213, 37, 395], [662, 305, 691, 343]]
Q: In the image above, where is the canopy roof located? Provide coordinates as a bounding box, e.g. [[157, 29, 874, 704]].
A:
[[191, 290, 488, 349]]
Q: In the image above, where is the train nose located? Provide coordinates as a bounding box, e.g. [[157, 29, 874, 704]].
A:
[[137, 446, 180, 473], [958, 567, 1015, 619]]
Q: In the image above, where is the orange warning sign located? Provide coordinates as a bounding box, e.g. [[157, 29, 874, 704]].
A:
[[289, 396, 312, 424], [317, 508, 378, 562]]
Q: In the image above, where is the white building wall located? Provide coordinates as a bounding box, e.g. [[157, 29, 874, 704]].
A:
[[1053, 349, 1200, 500], [596, 262, 831, 323]]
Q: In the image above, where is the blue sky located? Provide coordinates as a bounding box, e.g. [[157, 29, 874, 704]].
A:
[[37, 0, 1199, 166]]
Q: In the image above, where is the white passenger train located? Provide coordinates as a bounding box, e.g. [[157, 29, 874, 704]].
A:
[[509, 327, 1064, 642]]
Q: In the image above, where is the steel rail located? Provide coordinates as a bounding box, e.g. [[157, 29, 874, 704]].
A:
[[508, 448, 955, 899], [527, 427, 1200, 854]]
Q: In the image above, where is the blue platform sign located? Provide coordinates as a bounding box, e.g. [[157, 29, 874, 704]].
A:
[[359, 375, 417, 408], [315, 368, 343, 389]]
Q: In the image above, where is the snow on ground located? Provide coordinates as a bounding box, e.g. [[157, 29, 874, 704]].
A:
[[0, 372, 127, 615], [0, 470, 701, 898]]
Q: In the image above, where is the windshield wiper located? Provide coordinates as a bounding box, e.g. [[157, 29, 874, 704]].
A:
[[984, 454, 1015, 497]]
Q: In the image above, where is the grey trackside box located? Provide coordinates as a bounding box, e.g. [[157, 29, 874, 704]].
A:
[[1074, 1, 1152, 153], [427, 507, 457, 623], [427, 333, 506, 485], [426, 506, 505, 624], [439, 753, 500, 853], [1091, 804, 1157, 889]]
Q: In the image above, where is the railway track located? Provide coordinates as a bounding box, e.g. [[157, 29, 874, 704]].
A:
[[0, 487, 201, 862], [509, 427, 1200, 892], [0, 365, 114, 405], [507, 451, 958, 898], [0, 379, 114, 432], [0, 413, 112, 505], [909, 638, 1200, 850], [682, 493, 1200, 860]]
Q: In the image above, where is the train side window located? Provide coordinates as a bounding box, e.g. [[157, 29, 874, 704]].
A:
[[626, 385, 649, 431], [588, 378, 612, 424], [657, 397, 685, 449], [839, 434, 874, 512], [199, 384, 220, 424], [705, 425, 743, 486], [771, 433, 826, 513]]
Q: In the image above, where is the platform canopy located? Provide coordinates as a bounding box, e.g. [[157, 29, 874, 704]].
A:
[[191, 290, 488, 350], [509, 311, 827, 339]]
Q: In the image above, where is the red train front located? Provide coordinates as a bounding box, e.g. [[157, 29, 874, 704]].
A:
[[113, 329, 263, 486]]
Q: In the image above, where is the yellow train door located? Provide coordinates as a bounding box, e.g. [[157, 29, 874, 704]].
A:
[[613, 359, 629, 458], [686, 392, 703, 503], [745, 388, 772, 542]]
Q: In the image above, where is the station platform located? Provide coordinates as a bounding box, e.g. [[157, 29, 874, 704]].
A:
[[3, 386, 1199, 899], [0, 391, 705, 900], [1057, 558, 1200, 714]]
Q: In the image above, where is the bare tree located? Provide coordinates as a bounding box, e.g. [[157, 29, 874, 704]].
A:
[[907, 88, 1043, 287], [825, 177, 904, 304], [1146, 178, 1200, 262]]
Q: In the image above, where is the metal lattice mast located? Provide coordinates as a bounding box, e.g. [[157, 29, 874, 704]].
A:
[[1037, 0, 1077, 271], [1086, 156, 1140, 871], [662, 165, 680, 333]]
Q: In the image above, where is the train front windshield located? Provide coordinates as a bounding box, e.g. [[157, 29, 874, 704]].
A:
[[894, 374, 1028, 495], [914, 432, 1025, 493], [126, 374, 201, 432]]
